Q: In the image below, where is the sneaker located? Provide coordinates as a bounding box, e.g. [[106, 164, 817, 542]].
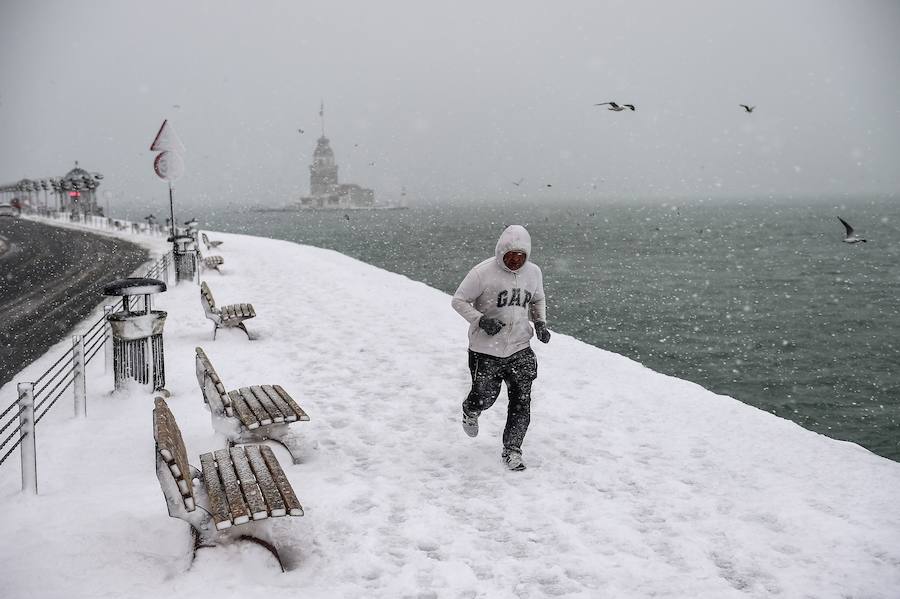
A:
[[462, 409, 479, 438], [502, 449, 526, 471]]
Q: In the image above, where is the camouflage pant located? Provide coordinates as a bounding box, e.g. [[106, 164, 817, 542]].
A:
[[463, 347, 538, 452]]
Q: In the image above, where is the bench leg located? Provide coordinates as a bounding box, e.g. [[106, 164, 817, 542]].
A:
[[192, 520, 294, 572], [236, 535, 286, 572], [270, 435, 304, 465], [237, 322, 251, 340], [212, 323, 218, 340]]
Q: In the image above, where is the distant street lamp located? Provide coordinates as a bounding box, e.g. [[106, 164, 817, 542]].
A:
[[40, 180, 49, 211], [103, 189, 113, 218], [50, 178, 62, 211]]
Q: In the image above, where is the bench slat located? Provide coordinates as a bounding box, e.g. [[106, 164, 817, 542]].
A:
[[200, 452, 233, 530], [153, 398, 196, 509], [230, 446, 268, 520], [214, 448, 251, 525], [239, 387, 273, 426], [260, 445, 304, 516], [245, 445, 286, 516], [261, 385, 296, 422], [200, 282, 216, 310], [251, 385, 284, 423], [274, 385, 310, 422], [228, 390, 260, 429], [195, 350, 211, 390], [195, 348, 228, 397]]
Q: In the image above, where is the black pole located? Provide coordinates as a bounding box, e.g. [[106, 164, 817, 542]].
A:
[[168, 182, 175, 239]]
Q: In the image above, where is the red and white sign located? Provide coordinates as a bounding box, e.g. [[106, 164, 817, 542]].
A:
[[150, 119, 186, 154], [154, 151, 185, 182]]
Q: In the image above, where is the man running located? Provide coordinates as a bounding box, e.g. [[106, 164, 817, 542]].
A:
[[451, 224, 550, 471]]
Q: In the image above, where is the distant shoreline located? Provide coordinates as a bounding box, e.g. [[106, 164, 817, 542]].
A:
[[253, 205, 409, 213]]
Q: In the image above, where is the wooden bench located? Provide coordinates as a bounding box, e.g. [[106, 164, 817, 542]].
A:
[[202, 232, 223, 250], [200, 281, 256, 340], [199, 253, 224, 274], [152, 397, 303, 570], [195, 347, 309, 463]]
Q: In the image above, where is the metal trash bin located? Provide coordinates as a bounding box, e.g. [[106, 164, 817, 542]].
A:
[[184, 218, 199, 243], [103, 277, 168, 392], [171, 234, 197, 283]]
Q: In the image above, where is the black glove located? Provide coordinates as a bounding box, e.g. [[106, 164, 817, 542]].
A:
[[534, 321, 551, 343], [478, 315, 505, 336]]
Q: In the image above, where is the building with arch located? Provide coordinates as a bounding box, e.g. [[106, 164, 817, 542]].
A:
[[0, 161, 103, 214]]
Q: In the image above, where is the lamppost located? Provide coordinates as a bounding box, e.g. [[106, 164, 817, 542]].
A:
[[81, 176, 94, 215], [91, 171, 109, 216], [61, 178, 73, 212], [40, 180, 49, 213], [49, 178, 61, 211], [18, 180, 33, 212]]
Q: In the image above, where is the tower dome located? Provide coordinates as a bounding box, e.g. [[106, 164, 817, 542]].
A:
[[64, 166, 92, 181]]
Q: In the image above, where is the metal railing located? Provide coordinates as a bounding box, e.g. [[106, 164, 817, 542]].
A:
[[36, 210, 168, 238], [0, 251, 171, 493]]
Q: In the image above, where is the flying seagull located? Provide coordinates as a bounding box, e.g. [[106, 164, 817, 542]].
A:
[[838, 217, 866, 243], [298, 128, 305, 134], [595, 102, 635, 111], [739, 104, 755, 113], [512, 177, 524, 187]]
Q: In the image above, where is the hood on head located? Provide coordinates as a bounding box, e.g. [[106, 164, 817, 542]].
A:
[[495, 225, 531, 271]]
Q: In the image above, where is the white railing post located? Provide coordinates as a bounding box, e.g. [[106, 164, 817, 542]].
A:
[[161, 253, 170, 285], [103, 306, 114, 374], [17, 383, 37, 495], [73, 335, 87, 418]]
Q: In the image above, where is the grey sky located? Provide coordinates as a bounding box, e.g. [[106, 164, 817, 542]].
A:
[[1, 0, 899, 215]]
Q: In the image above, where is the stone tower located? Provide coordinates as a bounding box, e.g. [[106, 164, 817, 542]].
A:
[[309, 101, 338, 196], [309, 135, 338, 196]]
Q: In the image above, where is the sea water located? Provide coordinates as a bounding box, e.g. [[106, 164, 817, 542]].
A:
[[203, 197, 900, 461]]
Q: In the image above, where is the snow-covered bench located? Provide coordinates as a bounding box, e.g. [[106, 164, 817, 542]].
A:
[[195, 347, 309, 463], [201, 232, 223, 250], [199, 253, 224, 274], [152, 397, 303, 570], [200, 281, 255, 340]]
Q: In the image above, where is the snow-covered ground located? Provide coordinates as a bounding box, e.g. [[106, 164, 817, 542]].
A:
[[1, 225, 899, 599]]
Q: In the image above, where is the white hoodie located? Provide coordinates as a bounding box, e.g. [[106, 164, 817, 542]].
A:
[[451, 225, 547, 358]]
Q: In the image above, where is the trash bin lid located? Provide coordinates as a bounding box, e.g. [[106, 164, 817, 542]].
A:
[[103, 277, 167, 296]]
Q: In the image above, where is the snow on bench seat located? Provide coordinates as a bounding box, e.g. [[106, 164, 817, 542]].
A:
[[199, 254, 224, 273], [195, 347, 310, 463], [201, 231, 223, 250], [200, 281, 255, 340], [152, 397, 303, 569]]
